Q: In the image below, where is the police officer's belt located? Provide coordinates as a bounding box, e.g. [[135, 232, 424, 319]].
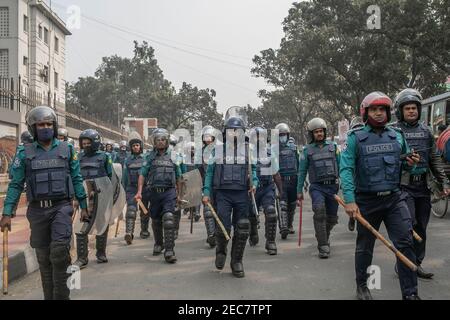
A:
[[409, 174, 427, 184], [317, 179, 338, 185], [150, 187, 171, 193], [29, 199, 70, 209], [357, 189, 399, 197], [282, 176, 297, 181]]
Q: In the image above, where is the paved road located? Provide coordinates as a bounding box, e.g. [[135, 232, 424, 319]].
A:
[[2, 198, 450, 300]]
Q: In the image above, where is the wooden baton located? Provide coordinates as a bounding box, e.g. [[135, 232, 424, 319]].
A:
[[206, 202, 230, 241], [334, 195, 417, 272], [138, 200, 148, 215]]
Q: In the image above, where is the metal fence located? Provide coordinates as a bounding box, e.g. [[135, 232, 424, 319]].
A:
[[0, 76, 126, 142]]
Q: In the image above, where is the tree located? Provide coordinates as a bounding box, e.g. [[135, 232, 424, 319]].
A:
[[66, 41, 222, 131], [252, 0, 449, 128]]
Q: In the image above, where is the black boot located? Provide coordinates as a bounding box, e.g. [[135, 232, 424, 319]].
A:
[[356, 285, 373, 300], [96, 227, 109, 264], [203, 207, 216, 248], [152, 219, 164, 255], [173, 210, 181, 240], [230, 219, 250, 278], [73, 233, 88, 269], [125, 206, 136, 245], [215, 228, 230, 270], [417, 265, 434, 279], [35, 247, 53, 300], [163, 212, 177, 263], [49, 242, 71, 300], [140, 213, 151, 239], [265, 207, 278, 255], [124, 217, 135, 245], [194, 207, 201, 222], [279, 201, 289, 239], [248, 216, 259, 246], [326, 215, 338, 255], [313, 205, 329, 259]]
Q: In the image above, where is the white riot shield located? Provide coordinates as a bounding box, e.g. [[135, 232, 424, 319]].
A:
[[73, 176, 113, 235], [179, 169, 203, 209], [109, 163, 127, 224]]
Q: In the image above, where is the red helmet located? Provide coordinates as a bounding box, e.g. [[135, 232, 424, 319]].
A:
[[360, 91, 392, 122]]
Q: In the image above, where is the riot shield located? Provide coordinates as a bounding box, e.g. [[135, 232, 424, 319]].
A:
[[179, 169, 203, 209], [225, 106, 248, 127], [73, 176, 113, 235], [109, 163, 126, 224]]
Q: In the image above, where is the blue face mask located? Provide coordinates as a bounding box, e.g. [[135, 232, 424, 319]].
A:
[[280, 136, 288, 144], [37, 128, 54, 142]]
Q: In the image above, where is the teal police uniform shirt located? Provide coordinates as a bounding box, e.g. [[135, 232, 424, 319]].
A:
[[3, 138, 88, 216], [339, 125, 414, 204], [297, 140, 341, 194]]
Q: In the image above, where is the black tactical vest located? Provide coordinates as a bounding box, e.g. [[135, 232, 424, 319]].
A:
[[24, 142, 74, 202], [126, 154, 144, 190], [147, 151, 176, 188], [306, 143, 339, 183], [395, 122, 431, 170], [79, 152, 108, 179], [279, 143, 298, 176], [213, 144, 249, 191]]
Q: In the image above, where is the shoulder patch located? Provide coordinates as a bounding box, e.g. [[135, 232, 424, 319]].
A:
[[13, 157, 21, 168]]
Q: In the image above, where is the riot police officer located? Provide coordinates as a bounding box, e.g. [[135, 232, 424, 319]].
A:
[[21, 130, 34, 144], [0, 106, 88, 300], [275, 123, 299, 239], [182, 141, 202, 224], [9, 131, 34, 180], [57, 127, 68, 142], [202, 117, 258, 278], [114, 140, 129, 167], [248, 127, 283, 255], [297, 118, 340, 259], [169, 134, 185, 238], [393, 88, 450, 279], [105, 141, 114, 154], [340, 92, 420, 300], [135, 128, 183, 264], [74, 129, 113, 269], [111, 142, 120, 162], [199, 125, 219, 248], [123, 133, 150, 244]]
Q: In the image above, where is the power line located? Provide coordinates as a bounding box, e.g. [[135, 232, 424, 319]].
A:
[[82, 17, 256, 94], [51, 1, 252, 70]]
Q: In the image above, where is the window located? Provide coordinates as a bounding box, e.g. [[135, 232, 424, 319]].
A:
[[432, 101, 446, 134], [44, 27, 48, 44], [54, 36, 59, 53], [23, 15, 28, 33], [0, 49, 8, 77], [38, 25, 42, 39], [0, 7, 9, 37], [54, 71, 58, 89], [43, 65, 49, 83], [23, 56, 28, 75]]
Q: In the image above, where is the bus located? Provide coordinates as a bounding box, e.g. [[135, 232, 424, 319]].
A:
[[420, 91, 450, 137]]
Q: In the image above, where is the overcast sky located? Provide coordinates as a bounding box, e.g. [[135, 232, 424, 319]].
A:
[[48, 0, 295, 114]]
